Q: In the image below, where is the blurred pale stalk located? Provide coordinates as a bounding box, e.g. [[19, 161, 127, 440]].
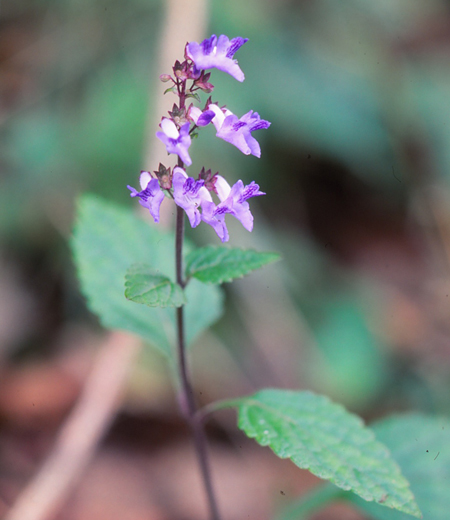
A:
[[4, 332, 140, 520]]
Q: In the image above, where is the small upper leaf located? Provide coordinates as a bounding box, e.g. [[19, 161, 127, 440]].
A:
[[185, 246, 280, 284], [350, 414, 450, 520], [234, 389, 421, 518], [125, 264, 186, 308]]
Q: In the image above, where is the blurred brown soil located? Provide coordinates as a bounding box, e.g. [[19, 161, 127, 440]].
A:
[[0, 345, 366, 520]]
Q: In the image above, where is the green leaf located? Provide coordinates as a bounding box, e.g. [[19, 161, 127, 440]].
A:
[[71, 194, 223, 358], [234, 389, 421, 518], [125, 264, 186, 308], [186, 92, 201, 102], [185, 246, 280, 284], [164, 86, 177, 95], [350, 414, 450, 520]]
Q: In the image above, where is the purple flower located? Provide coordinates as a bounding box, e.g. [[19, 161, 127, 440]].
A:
[[201, 176, 265, 242], [127, 171, 165, 223], [156, 118, 192, 166], [172, 167, 212, 228], [189, 106, 216, 127], [187, 34, 248, 82], [208, 104, 271, 158], [215, 175, 265, 231], [201, 201, 229, 243]]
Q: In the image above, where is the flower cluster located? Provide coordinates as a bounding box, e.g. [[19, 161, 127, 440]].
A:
[[128, 34, 270, 242]]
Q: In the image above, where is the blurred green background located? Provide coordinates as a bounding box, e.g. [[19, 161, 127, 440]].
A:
[[2, 1, 450, 509]]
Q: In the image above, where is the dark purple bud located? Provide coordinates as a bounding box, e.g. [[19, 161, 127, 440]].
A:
[[197, 110, 215, 127], [193, 71, 214, 93], [199, 167, 218, 192]]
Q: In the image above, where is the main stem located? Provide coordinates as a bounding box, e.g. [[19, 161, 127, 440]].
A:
[[175, 203, 222, 520]]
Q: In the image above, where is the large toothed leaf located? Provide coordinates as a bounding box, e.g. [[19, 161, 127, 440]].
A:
[[125, 264, 186, 308], [234, 389, 421, 518], [71, 194, 223, 358], [185, 246, 280, 284], [349, 414, 450, 520]]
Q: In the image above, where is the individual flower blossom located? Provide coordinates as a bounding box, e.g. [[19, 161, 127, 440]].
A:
[[214, 175, 265, 231], [127, 171, 165, 223], [207, 104, 271, 158], [156, 118, 192, 166], [186, 34, 248, 82], [201, 176, 265, 242], [172, 167, 212, 228]]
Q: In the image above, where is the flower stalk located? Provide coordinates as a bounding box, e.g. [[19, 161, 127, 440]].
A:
[[175, 203, 222, 520]]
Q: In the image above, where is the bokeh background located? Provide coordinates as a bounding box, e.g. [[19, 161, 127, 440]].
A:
[[2, 0, 450, 519]]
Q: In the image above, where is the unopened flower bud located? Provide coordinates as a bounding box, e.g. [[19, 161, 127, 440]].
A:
[[154, 163, 173, 190], [169, 104, 187, 126], [199, 167, 218, 192], [160, 74, 172, 83], [173, 60, 188, 81], [194, 71, 214, 93]]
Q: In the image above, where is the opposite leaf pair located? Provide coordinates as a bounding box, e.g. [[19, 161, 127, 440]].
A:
[[124, 246, 281, 308]]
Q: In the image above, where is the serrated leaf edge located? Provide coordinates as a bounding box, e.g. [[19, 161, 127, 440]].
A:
[[235, 390, 421, 518], [186, 246, 280, 284]]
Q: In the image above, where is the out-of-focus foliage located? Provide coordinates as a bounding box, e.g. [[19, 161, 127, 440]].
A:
[[275, 412, 450, 520], [351, 413, 450, 520], [1, 0, 162, 239]]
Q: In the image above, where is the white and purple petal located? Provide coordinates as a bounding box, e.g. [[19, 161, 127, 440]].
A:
[[201, 200, 230, 243], [219, 179, 265, 231], [214, 175, 232, 201], [156, 119, 192, 166], [189, 106, 216, 127], [127, 177, 165, 223], [207, 105, 271, 158], [173, 167, 212, 228], [187, 34, 248, 82]]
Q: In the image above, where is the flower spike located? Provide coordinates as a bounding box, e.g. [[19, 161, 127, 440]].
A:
[[129, 34, 269, 242]]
